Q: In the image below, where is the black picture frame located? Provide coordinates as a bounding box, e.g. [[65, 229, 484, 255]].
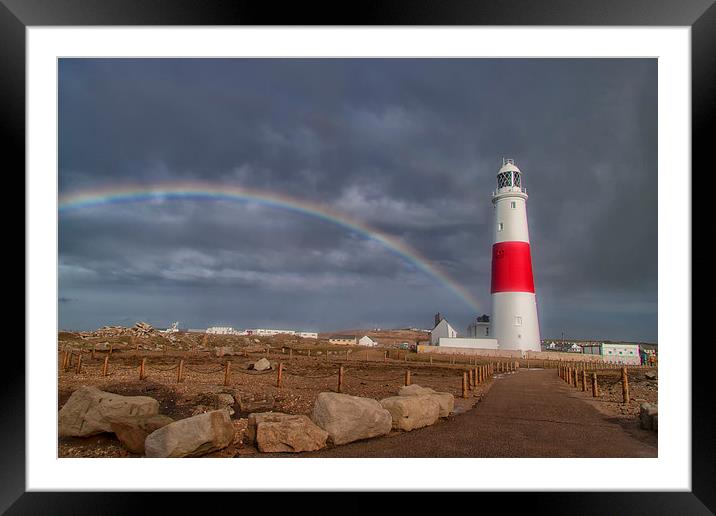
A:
[[6, 0, 710, 513]]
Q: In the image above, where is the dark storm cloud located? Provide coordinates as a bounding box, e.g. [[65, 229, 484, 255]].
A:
[[59, 58, 657, 341]]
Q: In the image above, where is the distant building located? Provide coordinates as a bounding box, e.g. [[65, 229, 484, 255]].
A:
[[430, 317, 457, 346], [582, 342, 641, 365], [297, 332, 318, 339], [567, 343, 583, 353], [467, 314, 491, 338], [329, 335, 357, 345], [206, 327, 236, 335], [430, 314, 498, 349], [358, 336, 378, 347], [249, 329, 296, 337]]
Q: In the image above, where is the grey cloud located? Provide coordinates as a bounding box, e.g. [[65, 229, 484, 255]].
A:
[[59, 58, 657, 341]]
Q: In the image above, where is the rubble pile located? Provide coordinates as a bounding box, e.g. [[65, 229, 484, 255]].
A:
[[82, 322, 160, 339]]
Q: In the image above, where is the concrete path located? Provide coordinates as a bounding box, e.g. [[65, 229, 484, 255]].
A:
[[299, 368, 657, 458]]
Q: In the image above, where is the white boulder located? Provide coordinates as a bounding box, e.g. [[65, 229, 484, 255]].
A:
[[380, 395, 440, 431], [398, 384, 454, 418], [312, 392, 392, 445], [58, 386, 159, 437], [144, 410, 235, 458]]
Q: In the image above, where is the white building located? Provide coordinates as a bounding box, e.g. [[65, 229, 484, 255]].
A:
[[248, 329, 296, 337], [601, 343, 641, 365], [206, 326, 236, 335], [358, 335, 378, 347], [430, 317, 457, 346], [297, 332, 318, 339], [467, 315, 491, 338]]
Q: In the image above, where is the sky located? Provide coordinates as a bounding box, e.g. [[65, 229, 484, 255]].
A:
[[58, 58, 657, 342]]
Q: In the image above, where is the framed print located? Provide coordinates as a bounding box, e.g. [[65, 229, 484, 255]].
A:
[[7, 0, 712, 513]]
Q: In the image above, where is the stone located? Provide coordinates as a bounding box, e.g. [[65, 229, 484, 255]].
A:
[[214, 346, 234, 358], [640, 403, 658, 430], [110, 414, 174, 454], [144, 410, 235, 458], [216, 393, 235, 406], [311, 392, 392, 445], [247, 412, 328, 453], [380, 395, 440, 431], [645, 371, 657, 380], [191, 404, 211, 416], [58, 386, 160, 437], [398, 384, 435, 396], [252, 358, 272, 371], [237, 394, 275, 414], [397, 384, 455, 418]]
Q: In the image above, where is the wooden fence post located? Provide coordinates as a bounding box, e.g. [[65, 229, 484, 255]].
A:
[[224, 361, 232, 386], [75, 354, 82, 374], [289, 348, 293, 361], [177, 359, 184, 383], [277, 362, 283, 388], [621, 366, 630, 403], [308, 349, 311, 358], [139, 357, 146, 380], [384, 350, 387, 363], [338, 366, 344, 393], [462, 372, 468, 398], [592, 372, 599, 397], [102, 355, 109, 377], [468, 369, 474, 389], [109, 343, 113, 355], [405, 370, 411, 386], [581, 370, 587, 392], [573, 368, 578, 387]]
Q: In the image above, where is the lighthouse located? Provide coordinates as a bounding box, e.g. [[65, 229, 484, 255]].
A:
[[490, 158, 541, 351]]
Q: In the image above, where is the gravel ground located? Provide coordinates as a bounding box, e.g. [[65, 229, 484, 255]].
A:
[[57, 348, 490, 458]]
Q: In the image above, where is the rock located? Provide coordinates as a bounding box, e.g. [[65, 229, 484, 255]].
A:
[[191, 404, 211, 416], [214, 346, 234, 358], [247, 412, 328, 453], [397, 384, 455, 418], [110, 414, 174, 454], [252, 358, 272, 371], [58, 386, 160, 437], [144, 410, 235, 458], [645, 371, 657, 380], [640, 403, 658, 430], [311, 392, 392, 445], [398, 384, 435, 396], [380, 395, 440, 431], [237, 394, 275, 414], [216, 393, 235, 406]]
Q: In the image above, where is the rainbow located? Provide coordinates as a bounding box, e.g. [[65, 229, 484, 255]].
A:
[[59, 182, 481, 312]]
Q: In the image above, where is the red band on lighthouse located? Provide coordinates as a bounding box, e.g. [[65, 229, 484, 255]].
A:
[[491, 241, 535, 293]]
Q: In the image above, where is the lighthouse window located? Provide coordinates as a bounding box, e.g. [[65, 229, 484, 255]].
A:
[[513, 173, 521, 188], [497, 172, 512, 188], [510, 201, 516, 209], [497, 222, 504, 232], [514, 316, 522, 326]]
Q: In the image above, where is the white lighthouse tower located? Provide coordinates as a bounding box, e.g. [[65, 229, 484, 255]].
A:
[[490, 158, 541, 351]]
